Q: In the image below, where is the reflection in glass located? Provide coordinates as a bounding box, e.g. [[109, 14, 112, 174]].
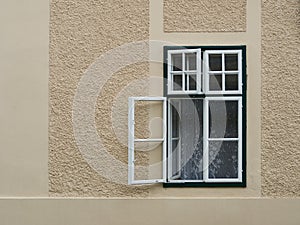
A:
[[209, 74, 222, 91], [225, 74, 238, 90], [172, 54, 182, 71], [188, 74, 197, 91], [209, 141, 238, 179], [225, 54, 238, 71], [180, 99, 203, 180], [169, 99, 203, 180], [209, 101, 238, 138], [173, 75, 182, 91], [186, 53, 197, 70], [209, 54, 222, 71]]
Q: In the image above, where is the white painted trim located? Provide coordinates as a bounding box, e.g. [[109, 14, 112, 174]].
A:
[[128, 98, 135, 185], [128, 97, 167, 185], [208, 138, 239, 141], [130, 179, 164, 185], [167, 99, 172, 180], [196, 48, 202, 94], [204, 97, 243, 182], [167, 48, 203, 95], [167, 99, 182, 181], [168, 179, 204, 183], [204, 50, 242, 95], [134, 138, 164, 142], [204, 178, 241, 183], [238, 97, 243, 182], [203, 98, 209, 181]]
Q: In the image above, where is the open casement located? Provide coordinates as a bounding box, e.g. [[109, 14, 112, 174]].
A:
[[204, 50, 242, 95], [167, 49, 202, 95], [167, 98, 204, 183], [128, 97, 167, 185]]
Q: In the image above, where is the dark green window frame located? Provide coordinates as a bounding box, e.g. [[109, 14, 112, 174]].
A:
[[163, 45, 247, 188]]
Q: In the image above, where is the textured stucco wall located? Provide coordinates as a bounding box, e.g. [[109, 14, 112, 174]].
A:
[[49, 0, 150, 197], [163, 0, 247, 32], [261, 0, 300, 197], [50, 0, 300, 198]]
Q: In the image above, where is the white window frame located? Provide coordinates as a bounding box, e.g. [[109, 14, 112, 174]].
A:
[[167, 98, 205, 183], [128, 47, 245, 185], [203, 96, 243, 183], [204, 50, 242, 95], [128, 97, 167, 185], [167, 49, 202, 95], [167, 99, 182, 181]]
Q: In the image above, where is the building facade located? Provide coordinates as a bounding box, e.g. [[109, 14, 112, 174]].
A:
[[0, 0, 299, 224]]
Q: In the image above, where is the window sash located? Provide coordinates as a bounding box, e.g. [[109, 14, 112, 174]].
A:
[[166, 97, 242, 183], [203, 97, 243, 182], [203, 50, 242, 94], [167, 49, 242, 95], [128, 97, 167, 185], [167, 49, 202, 95], [128, 97, 243, 184]]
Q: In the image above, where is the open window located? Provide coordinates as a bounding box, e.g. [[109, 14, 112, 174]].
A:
[[128, 46, 246, 187], [128, 97, 167, 185], [168, 49, 202, 95]]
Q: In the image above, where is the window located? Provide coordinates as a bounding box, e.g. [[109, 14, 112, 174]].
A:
[[128, 46, 246, 187]]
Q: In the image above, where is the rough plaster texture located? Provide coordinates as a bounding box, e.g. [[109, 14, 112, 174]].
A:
[[49, 0, 150, 196], [261, 0, 300, 197], [163, 0, 247, 32]]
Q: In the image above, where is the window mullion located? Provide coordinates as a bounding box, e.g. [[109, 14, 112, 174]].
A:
[[203, 98, 209, 182], [197, 49, 202, 94], [162, 97, 167, 182], [182, 53, 185, 91], [238, 97, 243, 181], [203, 52, 208, 94], [168, 51, 172, 94], [128, 98, 135, 184], [222, 53, 225, 91]]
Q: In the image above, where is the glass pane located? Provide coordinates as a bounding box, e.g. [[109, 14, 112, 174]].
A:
[[172, 54, 182, 71], [173, 74, 182, 91], [134, 100, 164, 139], [134, 142, 164, 180], [171, 139, 180, 177], [170, 99, 180, 178], [225, 54, 238, 71], [208, 141, 238, 179], [171, 103, 179, 138], [169, 98, 204, 180], [188, 74, 197, 91], [225, 74, 238, 90], [209, 100, 238, 138], [209, 74, 222, 91], [134, 101, 150, 139], [209, 54, 222, 71], [186, 53, 197, 70], [180, 99, 203, 180]]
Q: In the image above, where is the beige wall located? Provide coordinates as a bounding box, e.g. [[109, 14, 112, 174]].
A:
[[48, 0, 263, 198], [164, 0, 247, 32], [0, 199, 299, 225], [0, 0, 300, 219], [261, 0, 300, 197], [0, 0, 300, 224], [0, 0, 48, 196], [148, 0, 261, 198], [49, 0, 150, 197]]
